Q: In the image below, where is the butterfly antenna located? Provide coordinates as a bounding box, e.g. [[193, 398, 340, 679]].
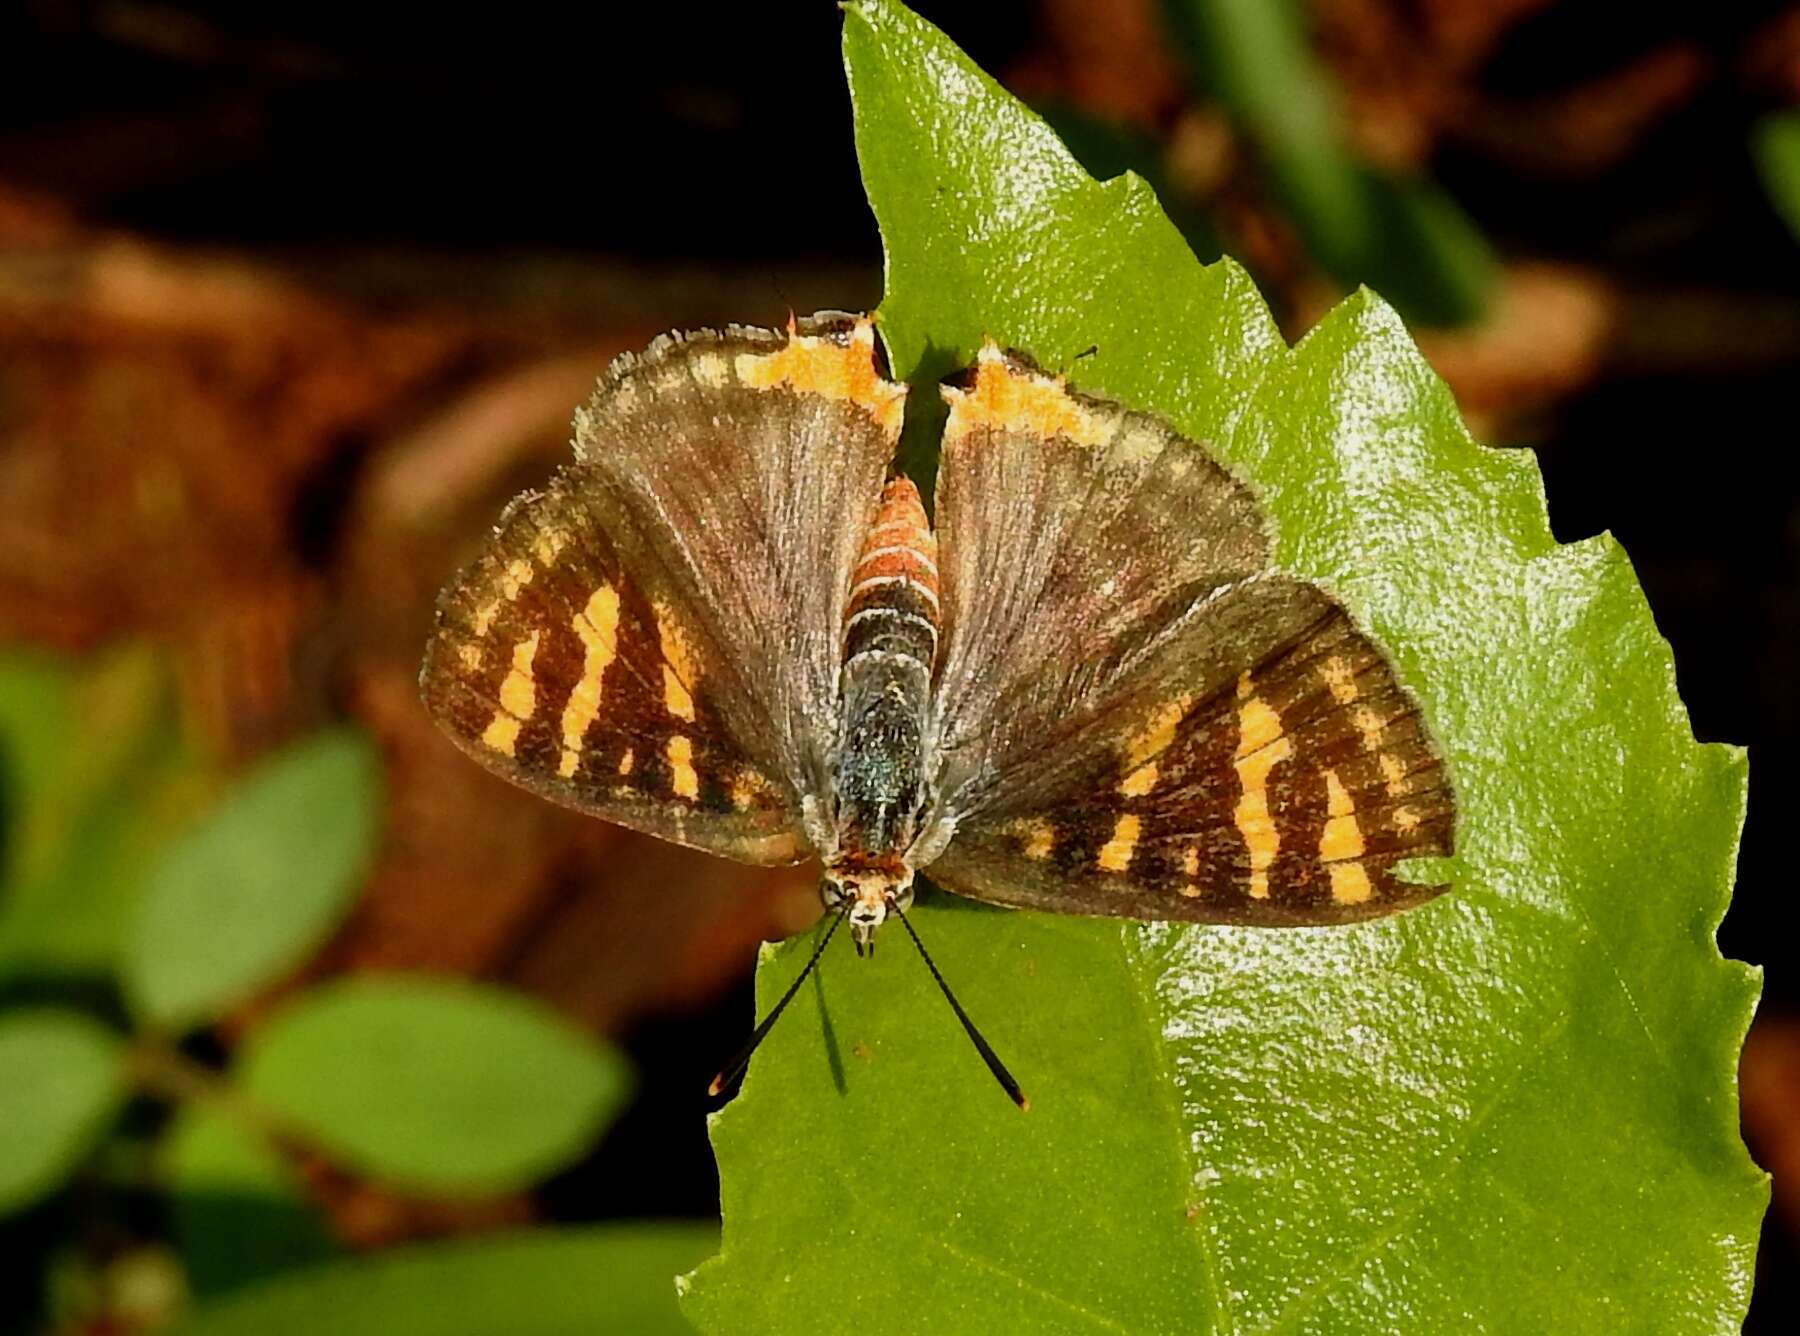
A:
[[708, 901, 851, 1098], [888, 898, 1029, 1111]]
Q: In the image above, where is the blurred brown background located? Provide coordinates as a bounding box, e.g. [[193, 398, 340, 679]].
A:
[[1, 0, 1796, 1329]]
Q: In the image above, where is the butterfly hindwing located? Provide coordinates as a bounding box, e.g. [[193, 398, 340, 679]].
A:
[[421, 313, 907, 865], [421, 474, 808, 863], [927, 583, 1454, 923], [922, 345, 1454, 923]]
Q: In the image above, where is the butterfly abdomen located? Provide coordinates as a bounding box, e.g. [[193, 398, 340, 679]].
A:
[[832, 475, 938, 860], [843, 474, 939, 671]]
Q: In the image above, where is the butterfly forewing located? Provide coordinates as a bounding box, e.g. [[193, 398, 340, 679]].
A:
[[421, 313, 907, 865], [922, 346, 1454, 924], [927, 585, 1454, 923], [422, 478, 806, 861]]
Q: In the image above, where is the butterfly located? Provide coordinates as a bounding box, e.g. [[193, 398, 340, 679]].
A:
[[419, 312, 1455, 1107]]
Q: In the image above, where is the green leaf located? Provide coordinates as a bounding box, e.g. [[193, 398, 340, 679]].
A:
[[169, 1224, 713, 1336], [165, 1107, 336, 1297], [1753, 110, 1800, 244], [0, 645, 213, 980], [237, 976, 630, 1196], [125, 729, 382, 1031], [684, 4, 1766, 1332], [0, 1009, 125, 1215]]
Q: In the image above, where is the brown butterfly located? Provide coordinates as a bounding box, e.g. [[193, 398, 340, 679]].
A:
[[420, 312, 1454, 1107]]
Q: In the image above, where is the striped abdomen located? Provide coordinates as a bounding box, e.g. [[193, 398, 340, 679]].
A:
[[844, 475, 940, 672], [833, 475, 939, 860]]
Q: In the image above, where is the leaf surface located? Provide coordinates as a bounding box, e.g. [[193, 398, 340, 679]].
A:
[[684, 4, 1766, 1332], [126, 729, 382, 1031], [1754, 110, 1800, 244], [0, 646, 211, 979], [237, 976, 631, 1196], [165, 1106, 337, 1296], [171, 1225, 712, 1336], [0, 1009, 124, 1215]]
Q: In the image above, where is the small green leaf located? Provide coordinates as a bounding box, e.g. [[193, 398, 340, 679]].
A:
[[0, 1009, 125, 1215], [126, 729, 382, 1031], [165, 1107, 336, 1297], [1753, 111, 1800, 244], [238, 976, 630, 1196], [169, 1225, 713, 1336], [0, 645, 212, 979], [685, 4, 1765, 1332]]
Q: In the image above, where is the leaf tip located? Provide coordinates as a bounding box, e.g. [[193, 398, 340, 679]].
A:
[[838, 0, 890, 36]]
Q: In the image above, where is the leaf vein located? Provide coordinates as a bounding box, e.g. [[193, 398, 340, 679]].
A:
[[1125, 926, 1235, 1335], [833, 1173, 1143, 1335]]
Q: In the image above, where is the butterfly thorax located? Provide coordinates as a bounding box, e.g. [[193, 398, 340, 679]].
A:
[[825, 474, 939, 947]]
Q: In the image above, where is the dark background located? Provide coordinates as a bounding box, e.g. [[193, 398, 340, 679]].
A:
[[1, 0, 1795, 1329]]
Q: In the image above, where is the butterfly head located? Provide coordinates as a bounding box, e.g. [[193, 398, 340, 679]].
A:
[[821, 859, 915, 956], [712, 850, 1023, 1111]]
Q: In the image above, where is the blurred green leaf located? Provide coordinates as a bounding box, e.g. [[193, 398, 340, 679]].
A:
[[1355, 171, 1499, 327], [165, 1107, 336, 1297], [1165, 0, 1359, 235], [0, 646, 212, 980], [0, 1009, 124, 1215], [238, 976, 630, 1196], [684, 4, 1765, 1331], [125, 729, 382, 1031], [170, 1225, 713, 1336], [1160, 0, 1495, 324], [1753, 111, 1800, 244]]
